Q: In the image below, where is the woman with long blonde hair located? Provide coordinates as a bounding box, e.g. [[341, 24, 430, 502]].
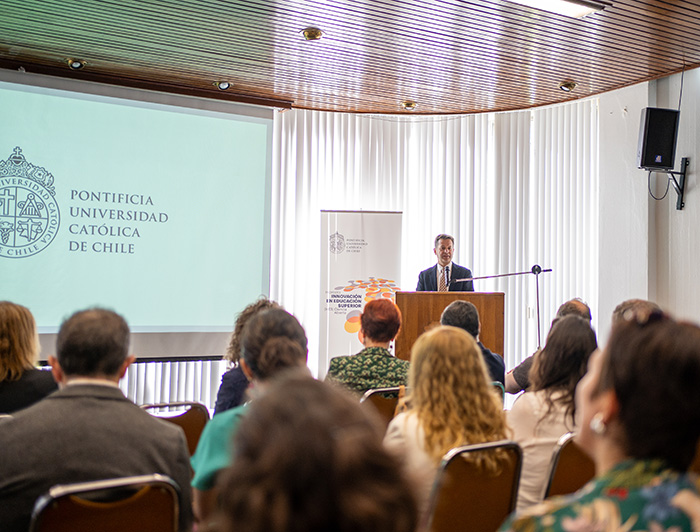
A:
[[384, 325, 509, 519]]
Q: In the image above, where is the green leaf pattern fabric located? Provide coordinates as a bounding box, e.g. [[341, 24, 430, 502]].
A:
[[500, 460, 700, 532]]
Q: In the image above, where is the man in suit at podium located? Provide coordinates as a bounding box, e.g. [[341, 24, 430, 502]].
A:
[[416, 234, 474, 292]]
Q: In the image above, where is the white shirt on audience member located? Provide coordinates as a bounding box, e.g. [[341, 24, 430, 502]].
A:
[[507, 389, 575, 512]]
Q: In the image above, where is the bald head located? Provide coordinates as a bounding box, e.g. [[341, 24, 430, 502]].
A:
[[555, 299, 591, 322], [612, 299, 661, 325]]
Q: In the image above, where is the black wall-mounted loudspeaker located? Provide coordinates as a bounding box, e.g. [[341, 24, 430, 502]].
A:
[[637, 107, 680, 170]]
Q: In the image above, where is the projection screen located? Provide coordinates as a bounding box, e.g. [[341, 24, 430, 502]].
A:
[[0, 70, 273, 359]]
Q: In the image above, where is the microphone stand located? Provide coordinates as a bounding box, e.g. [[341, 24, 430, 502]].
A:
[[454, 265, 552, 348]]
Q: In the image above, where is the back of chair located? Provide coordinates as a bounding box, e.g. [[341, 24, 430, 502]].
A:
[[141, 401, 210, 455], [360, 387, 401, 429], [29, 474, 179, 532], [543, 432, 595, 498], [425, 440, 522, 532]]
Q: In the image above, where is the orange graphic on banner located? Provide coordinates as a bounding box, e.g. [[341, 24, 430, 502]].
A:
[[334, 277, 400, 338]]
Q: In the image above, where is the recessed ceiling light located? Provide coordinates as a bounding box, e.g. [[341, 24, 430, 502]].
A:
[[214, 81, 232, 91], [401, 100, 417, 111], [301, 27, 324, 41], [559, 81, 577, 92], [507, 0, 611, 18], [67, 58, 86, 70]]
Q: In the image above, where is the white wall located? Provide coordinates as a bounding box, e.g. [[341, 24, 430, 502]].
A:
[[597, 82, 652, 342], [597, 67, 700, 342], [652, 69, 700, 323]]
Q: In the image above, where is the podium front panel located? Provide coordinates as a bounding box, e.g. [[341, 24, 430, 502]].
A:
[[394, 292, 504, 361]]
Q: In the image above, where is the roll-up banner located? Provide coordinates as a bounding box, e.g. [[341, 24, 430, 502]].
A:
[[319, 210, 402, 378]]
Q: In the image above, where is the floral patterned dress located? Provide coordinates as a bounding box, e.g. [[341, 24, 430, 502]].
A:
[[500, 459, 700, 532], [324, 346, 409, 398]]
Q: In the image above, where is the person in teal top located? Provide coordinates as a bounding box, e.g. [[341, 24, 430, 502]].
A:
[[191, 308, 309, 526], [191, 404, 248, 490], [500, 309, 700, 532]]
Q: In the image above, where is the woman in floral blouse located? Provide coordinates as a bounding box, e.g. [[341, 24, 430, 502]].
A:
[[325, 298, 409, 397], [500, 310, 700, 532]]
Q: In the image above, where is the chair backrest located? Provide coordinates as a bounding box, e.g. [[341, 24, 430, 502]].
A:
[[29, 474, 179, 532], [425, 440, 522, 532], [141, 401, 210, 455], [543, 432, 595, 499], [360, 387, 401, 429]]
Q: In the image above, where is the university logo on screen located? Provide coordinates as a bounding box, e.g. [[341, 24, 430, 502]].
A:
[[0, 147, 60, 258]]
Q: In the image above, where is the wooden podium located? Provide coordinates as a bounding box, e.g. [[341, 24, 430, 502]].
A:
[[394, 292, 504, 361]]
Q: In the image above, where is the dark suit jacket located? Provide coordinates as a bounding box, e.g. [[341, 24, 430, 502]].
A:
[[0, 384, 193, 532], [478, 341, 505, 386], [416, 263, 474, 291]]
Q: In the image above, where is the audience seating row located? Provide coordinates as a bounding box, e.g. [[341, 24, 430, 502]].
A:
[[21, 393, 700, 532]]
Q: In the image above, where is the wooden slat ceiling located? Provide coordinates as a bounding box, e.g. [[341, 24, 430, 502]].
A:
[[1, 0, 699, 114]]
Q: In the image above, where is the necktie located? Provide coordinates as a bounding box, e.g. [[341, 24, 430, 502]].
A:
[[439, 266, 449, 292]]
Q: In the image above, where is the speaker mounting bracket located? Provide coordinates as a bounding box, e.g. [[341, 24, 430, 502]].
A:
[[666, 157, 689, 210]]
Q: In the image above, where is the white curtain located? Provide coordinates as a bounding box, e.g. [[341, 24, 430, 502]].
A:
[[272, 101, 599, 376], [123, 99, 599, 408], [119, 359, 227, 412]]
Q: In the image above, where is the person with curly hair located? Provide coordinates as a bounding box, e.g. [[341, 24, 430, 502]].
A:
[[0, 301, 57, 414], [191, 308, 308, 525], [213, 373, 418, 532], [213, 297, 279, 415], [383, 325, 509, 522], [507, 315, 597, 511]]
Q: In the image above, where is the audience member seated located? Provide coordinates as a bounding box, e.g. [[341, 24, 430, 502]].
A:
[[507, 315, 597, 511], [214, 297, 279, 415], [505, 298, 592, 394], [611, 298, 661, 324], [384, 326, 509, 521], [191, 308, 308, 525], [213, 372, 418, 532], [500, 310, 700, 532], [325, 299, 409, 397], [0, 308, 192, 532], [440, 300, 505, 385], [0, 301, 57, 414]]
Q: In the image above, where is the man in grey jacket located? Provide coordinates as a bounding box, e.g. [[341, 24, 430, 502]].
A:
[[0, 308, 193, 532]]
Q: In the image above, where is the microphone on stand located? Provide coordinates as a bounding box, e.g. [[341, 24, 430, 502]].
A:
[[453, 265, 552, 348]]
